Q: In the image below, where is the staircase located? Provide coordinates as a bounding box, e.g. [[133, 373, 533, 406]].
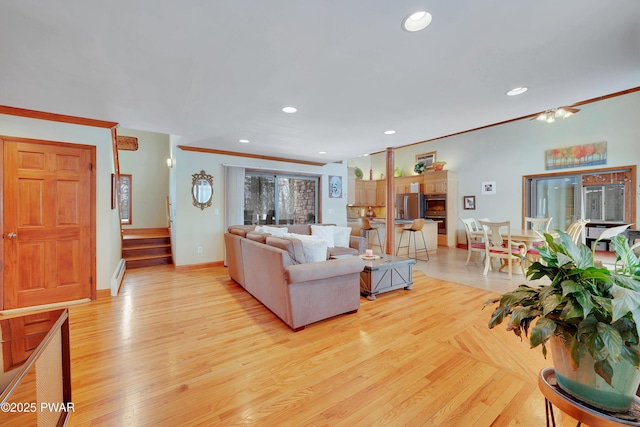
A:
[[122, 228, 173, 269]]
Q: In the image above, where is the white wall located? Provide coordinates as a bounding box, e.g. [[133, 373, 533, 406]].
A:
[[171, 146, 348, 266], [0, 114, 121, 291], [351, 90, 640, 244], [118, 128, 171, 229]]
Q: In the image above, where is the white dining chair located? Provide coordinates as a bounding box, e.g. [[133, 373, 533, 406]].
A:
[[524, 217, 552, 263], [460, 217, 486, 265], [478, 220, 527, 279], [525, 217, 552, 233], [566, 219, 590, 244]]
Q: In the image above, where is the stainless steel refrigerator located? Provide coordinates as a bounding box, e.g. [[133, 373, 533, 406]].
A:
[[396, 193, 424, 220]]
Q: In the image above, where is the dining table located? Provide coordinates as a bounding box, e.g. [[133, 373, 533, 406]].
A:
[[509, 229, 548, 250], [472, 228, 559, 275], [472, 228, 557, 251]]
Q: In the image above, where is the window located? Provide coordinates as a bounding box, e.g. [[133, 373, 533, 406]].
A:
[[527, 176, 579, 231], [524, 167, 635, 230], [583, 185, 625, 222], [244, 173, 318, 225]]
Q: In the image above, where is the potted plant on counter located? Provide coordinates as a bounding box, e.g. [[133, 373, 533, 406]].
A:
[[485, 225, 640, 412]]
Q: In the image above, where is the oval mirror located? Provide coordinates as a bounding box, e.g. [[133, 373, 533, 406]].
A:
[[192, 170, 213, 210]]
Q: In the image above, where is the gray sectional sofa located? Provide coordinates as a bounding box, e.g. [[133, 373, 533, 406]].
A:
[[224, 224, 365, 331]]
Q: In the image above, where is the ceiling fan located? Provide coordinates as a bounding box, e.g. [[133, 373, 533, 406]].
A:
[[532, 106, 580, 123]]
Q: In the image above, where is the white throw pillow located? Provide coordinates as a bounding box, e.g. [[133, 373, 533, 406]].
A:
[[311, 225, 335, 248], [261, 226, 288, 237], [333, 226, 352, 248], [288, 233, 328, 263]]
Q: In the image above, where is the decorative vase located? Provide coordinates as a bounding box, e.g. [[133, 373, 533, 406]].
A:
[[550, 335, 640, 412], [433, 162, 446, 172]]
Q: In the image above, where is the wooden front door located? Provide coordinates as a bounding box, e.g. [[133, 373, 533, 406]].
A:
[[3, 138, 95, 309]]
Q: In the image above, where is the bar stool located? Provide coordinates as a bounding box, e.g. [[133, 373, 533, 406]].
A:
[[396, 218, 429, 261], [358, 218, 383, 254]]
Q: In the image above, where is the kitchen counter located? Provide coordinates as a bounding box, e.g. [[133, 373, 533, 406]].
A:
[[349, 218, 438, 254]]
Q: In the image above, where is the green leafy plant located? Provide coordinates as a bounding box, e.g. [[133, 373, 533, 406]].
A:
[[485, 225, 640, 385], [414, 162, 427, 174]]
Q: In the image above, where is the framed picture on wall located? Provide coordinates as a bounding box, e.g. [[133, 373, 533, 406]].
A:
[[463, 195, 476, 210], [482, 181, 496, 195], [329, 175, 342, 198], [111, 174, 117, 209], [415, 151, 436, 169]]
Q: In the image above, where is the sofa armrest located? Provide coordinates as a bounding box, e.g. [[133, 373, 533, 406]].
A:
[[284, 257, 364, 284], [349, 235, 366, 253]]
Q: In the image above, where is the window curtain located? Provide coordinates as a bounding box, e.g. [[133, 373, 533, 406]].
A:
[[224, 166, 245, 266], [224, 165, 245, 230]]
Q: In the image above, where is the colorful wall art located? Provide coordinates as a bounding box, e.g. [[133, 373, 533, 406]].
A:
[[545, 141, 607, 170]]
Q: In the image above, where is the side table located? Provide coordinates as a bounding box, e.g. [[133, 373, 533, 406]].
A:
[[538, 367, 640, 427]]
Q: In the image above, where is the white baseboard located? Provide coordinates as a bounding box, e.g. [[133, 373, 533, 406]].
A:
[[110, 258, 126, 297]]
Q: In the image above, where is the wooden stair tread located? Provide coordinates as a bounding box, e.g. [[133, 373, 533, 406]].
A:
[[122, 228, 170, 240], [122, 228, 173, 268], [123, 243, 171, 250], [124, 254, 172, 261], [123, 233, 169, 240]]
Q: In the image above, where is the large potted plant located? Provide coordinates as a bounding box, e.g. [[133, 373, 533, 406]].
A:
[[485, 225, 640, 412]]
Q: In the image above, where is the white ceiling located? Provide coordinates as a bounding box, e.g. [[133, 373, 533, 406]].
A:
[[1, 1, 639, 164]]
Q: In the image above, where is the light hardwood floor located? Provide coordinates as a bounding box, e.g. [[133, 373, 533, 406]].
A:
[[60, 248, 582, 426]]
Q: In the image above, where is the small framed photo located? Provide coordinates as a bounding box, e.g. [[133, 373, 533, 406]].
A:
[[482, 181, 496, 195], [415, 151, 436, 169], [463, 196, 476, 210]]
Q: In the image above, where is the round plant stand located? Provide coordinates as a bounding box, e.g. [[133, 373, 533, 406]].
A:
[[538, 367, 640, 427]]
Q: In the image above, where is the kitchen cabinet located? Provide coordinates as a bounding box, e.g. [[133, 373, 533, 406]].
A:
[[376, 180, 386, 206], [423, 171, 458, 248], [424, 173, 448, 193], [347, 168, 356, 205], [394, 176, 423, 195], [355, 180, 377, 206]]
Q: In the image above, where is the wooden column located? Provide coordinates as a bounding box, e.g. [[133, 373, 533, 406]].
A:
[[385, 148, 395, 255]]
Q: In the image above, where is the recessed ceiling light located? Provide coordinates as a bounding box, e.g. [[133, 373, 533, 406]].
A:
[[282, 106, 297, 113], [318, 151, 327, 154], [363, 154, 369, 157], [506, 87, 528, 96], [384, 130, 396, 135], [239, 139, 250, 143], [402, 11, 432, 32]]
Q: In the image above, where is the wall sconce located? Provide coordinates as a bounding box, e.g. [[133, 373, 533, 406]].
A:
[[166, 158, 175, 168]]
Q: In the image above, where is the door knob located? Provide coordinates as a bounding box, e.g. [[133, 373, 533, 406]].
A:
[[7, 233, 16, 239]]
